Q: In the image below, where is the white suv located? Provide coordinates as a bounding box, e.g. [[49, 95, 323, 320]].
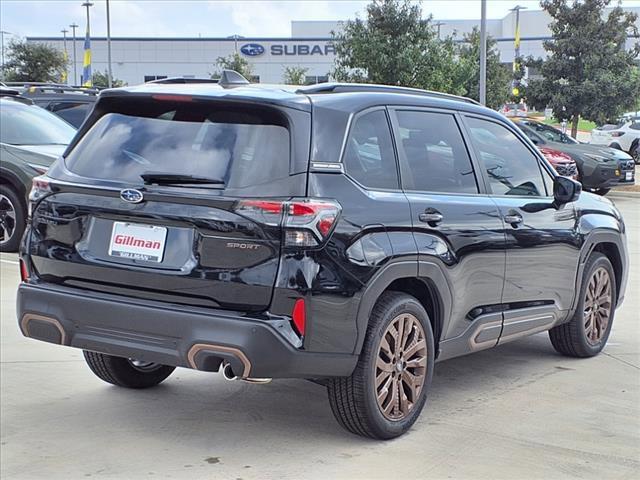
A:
[[590, 119, 640, 163]]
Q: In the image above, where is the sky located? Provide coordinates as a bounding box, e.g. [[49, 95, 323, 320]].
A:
[[1, 0, 640, 39]]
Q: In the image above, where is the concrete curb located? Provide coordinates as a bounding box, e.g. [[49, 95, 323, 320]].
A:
[[608, 190, 640, 199]]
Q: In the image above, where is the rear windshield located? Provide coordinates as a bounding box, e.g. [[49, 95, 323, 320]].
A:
[[64, 103, 290, 190]]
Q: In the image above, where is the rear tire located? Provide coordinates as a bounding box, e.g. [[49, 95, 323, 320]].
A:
[[549, 253, 616, 358], [0, 185, 26, 252], [83, 351, 175, 388], [327, 292, 435, 439]]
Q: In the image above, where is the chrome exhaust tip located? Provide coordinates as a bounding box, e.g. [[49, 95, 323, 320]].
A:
[[221, 362, 238, 381]]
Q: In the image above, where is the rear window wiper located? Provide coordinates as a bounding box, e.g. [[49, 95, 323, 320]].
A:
[[141, 173, 226, 186]]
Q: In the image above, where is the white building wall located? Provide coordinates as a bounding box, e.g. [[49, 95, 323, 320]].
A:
[[27, 6, 639, 87], [30, 37, 336, 86]]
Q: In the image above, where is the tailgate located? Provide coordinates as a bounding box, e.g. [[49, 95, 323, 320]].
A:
[[28, 187, 284, 311]]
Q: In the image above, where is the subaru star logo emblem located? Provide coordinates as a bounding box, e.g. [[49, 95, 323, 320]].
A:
[[240, 43, 265, 56], [120, 189, 144, 204]]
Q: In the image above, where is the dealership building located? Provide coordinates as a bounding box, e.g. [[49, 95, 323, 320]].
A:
[[27, 6, 640, 86]]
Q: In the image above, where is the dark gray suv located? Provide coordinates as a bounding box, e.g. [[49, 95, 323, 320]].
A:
[[17, 74, 629, 439]]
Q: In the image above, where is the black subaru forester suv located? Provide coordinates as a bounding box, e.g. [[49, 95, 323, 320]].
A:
[[18, 72, 629, 439]]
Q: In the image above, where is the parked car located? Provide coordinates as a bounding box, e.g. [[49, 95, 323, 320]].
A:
[[590, 119, 640, 162], [18, 73, 628, 439], [500, 102, 528, 117], [5, 83, 98, 128], [514, 118, 635, 195], [0, 96, 76, 251], [537, 146, 578, 179], [633, 140, 640, 164]]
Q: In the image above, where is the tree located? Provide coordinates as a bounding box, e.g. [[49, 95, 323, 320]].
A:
[[525, 0, 640, 137], [282, 66, 309, 85], [92, 70, 126, 88], [457, 28, 512, 109], [4, 39, 67, 83], [331, 0, 464, 94], [211, 52, 253, 79]]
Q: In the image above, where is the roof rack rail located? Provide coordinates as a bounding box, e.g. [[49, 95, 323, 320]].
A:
[[4, 82, 101, 95], [296, 83, 480, 105], [146, 76, 219, 84]]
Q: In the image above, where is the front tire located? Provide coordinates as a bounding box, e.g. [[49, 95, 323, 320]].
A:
[[327, 292, 435, 439], [83, 351, 175, 388], [549, 252, 616, 357]]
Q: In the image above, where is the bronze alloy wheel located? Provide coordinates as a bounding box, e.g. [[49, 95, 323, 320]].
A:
[[584, 267, 612, 346], [375, 313, 428, 421]]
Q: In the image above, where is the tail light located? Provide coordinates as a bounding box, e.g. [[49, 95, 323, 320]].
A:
[[237, 198, 341, 248], [610, 132, 624, 137], [28, 175, 52, 217]]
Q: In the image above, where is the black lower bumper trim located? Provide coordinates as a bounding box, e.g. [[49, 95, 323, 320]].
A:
[[17, 282, 358, 379]]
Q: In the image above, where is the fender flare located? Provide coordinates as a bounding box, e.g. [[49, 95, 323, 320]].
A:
[[569, 229, 627, 313], [352, 257, 453, 355]]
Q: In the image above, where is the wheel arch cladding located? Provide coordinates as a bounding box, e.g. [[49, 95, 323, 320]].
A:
[[593, 242, 622, 302], [385, 277, 443, 355], [353, 260, 452, 356]]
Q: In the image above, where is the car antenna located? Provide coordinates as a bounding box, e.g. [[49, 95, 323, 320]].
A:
[[218, 69, 250, 89]]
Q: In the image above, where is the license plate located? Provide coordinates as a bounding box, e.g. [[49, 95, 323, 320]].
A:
[[108, 222, 167, 262], [626, 171, 633, 181]]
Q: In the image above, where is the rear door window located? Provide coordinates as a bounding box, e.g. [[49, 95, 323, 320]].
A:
[[64, 103, 290, 191], [342, 109, 399, 190], [395, 110, 478, 194]]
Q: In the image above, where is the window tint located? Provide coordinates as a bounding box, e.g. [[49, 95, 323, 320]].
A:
[[65, 105, 290, 192], [343, 110, 399, 190], [396, 111, 478, 194], [466, 117, 547, 197]]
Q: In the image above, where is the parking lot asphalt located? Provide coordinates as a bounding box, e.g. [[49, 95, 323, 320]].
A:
[[1, 196, 638, 480]]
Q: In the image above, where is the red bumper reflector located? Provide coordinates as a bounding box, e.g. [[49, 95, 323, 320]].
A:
[[19, 259, 29, 282], [292, 299, 306, 336]]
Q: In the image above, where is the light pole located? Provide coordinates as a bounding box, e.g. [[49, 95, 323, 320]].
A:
[[106, 0, 112, 87], [434, 21, 446, 40], [61, 28, 69, 84], [70, 23, 79, 85], [1, 30, 12, 82], [479, 0, 487, 106]]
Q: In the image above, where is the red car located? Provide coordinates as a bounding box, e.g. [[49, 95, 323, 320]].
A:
[[539, 147, 579, 179]]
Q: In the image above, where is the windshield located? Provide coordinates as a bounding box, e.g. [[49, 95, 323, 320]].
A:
[[64, 109, 290, 190], [521, 121, 577, 144], [0, 100, 76, 145]]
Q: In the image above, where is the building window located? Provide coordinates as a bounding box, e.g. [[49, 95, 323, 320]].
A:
[[304, 75, 329, 85], [144, 75, 168, 83]]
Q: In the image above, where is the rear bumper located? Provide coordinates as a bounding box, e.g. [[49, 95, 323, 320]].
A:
[[17, 282, 357, 379]]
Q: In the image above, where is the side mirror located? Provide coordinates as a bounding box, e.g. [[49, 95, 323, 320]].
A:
[[553, 176, 581, 206]]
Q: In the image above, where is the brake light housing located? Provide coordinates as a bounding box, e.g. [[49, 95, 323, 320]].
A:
[[237, 198, 341, 248], [28, 175, 52, 217]]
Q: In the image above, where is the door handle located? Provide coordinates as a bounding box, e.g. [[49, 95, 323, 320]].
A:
[[419, 210, 443, 225], [504, 212, 523, 226]]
